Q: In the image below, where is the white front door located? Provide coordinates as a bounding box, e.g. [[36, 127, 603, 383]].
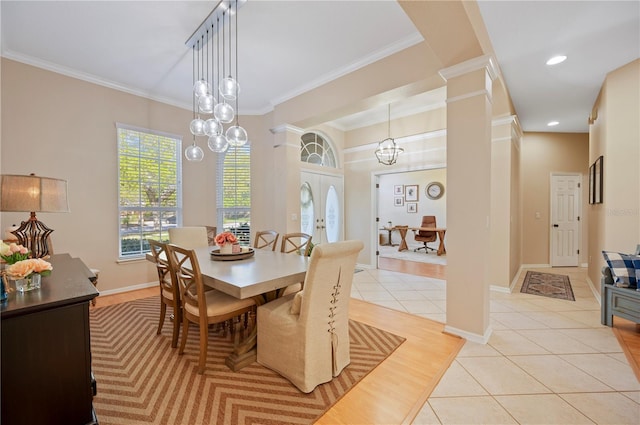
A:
[[301, 171, 343, 245], [550, 174, 581, 267]]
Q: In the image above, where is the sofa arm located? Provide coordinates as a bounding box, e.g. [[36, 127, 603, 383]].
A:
[[601, 266, 614, 286]]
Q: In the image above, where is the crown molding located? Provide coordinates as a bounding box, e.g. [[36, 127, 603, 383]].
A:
[[269, 124, 304, 135], [438, 54, 498, 82]]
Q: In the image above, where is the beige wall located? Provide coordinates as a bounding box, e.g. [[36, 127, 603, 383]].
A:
[[588, 59, 640, 286], [1, 59, 215, 292], [520, 132, 589, 265]]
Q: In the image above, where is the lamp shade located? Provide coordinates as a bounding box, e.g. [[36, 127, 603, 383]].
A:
[[1, 174, 69, 213]]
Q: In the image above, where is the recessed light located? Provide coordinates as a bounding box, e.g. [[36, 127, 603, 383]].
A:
[[546, 55, 567, 65], [547, 121, 560, 127]]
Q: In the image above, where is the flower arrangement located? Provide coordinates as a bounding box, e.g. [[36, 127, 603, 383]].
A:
[[0, 241, 30, 264], [6, 258, 53, 280], [215, 231, 238, 247]]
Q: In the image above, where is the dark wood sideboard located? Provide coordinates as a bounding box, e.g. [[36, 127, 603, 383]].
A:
[[1, 254, 99, 425]]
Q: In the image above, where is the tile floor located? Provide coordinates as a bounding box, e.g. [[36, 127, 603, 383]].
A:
[[351, 266, 640, 425]]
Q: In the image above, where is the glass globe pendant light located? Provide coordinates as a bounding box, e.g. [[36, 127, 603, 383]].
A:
[[208, 134, 229, 153], [185, 142, 204, 161], [220, 76, 239, 100], [189, 117, 206, 136], [226, 125, 247, 147], [193, 79, 210, 98], [198, 93, 214, 114], [214, 101, 234, 123], [203, 118, 222, 137]]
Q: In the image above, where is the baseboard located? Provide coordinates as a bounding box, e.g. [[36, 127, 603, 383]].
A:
[[444, 324, 492, 344], [490, 285, 511, 294], [98, 281, 156, 297], [586, 275, 601, 305], [509, 265, 524, 292]]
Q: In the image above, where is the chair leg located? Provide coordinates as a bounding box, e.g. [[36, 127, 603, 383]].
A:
[[171, 306, 181, 348], [198, 320, 208, 374], [179, 318, 189, 355], [157, 301, 167, 335]]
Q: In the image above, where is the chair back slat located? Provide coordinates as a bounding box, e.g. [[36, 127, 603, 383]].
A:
[[169, 226, 209, 249], [254, 230, 279, 251], [165, 244, 205, 315], [280, 233, 312, 256]]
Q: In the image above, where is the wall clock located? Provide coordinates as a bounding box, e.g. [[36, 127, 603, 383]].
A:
[[426, 181, 444, 200]]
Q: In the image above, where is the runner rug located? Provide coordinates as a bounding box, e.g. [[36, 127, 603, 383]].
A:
[[89, 296, 405, 425], [520, 270, 575, 301]]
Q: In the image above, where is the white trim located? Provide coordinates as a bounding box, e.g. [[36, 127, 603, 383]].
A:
[[269, 124, 304, 135], [97, 281, 157, 297], [509, 265, 525, 292], [490, 284, 511, 294], [445, 89, 491, 105], [439, 54, 498, 82], [587, 275, 601, 304], [270, 33, 424, 107], [344, 129, 447, 154], [444, 324, 492, 345]]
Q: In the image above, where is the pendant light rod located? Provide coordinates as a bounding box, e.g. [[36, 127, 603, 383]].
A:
[[185, 0, 247, 49]]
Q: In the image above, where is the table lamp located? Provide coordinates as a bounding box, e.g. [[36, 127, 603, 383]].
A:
[[1, 174, 69, 258]]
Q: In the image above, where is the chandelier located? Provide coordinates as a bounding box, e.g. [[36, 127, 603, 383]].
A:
[[185, 0, 248, 162], [375, 104, 404, 165]]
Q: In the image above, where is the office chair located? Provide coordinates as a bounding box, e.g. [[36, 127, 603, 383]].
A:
[[413, 215, 437, 253]]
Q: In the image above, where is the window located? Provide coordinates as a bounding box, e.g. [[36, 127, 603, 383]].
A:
[[300, 132, 337, 168], [117, 123, 182, 259], [217, 144, 251, 245]]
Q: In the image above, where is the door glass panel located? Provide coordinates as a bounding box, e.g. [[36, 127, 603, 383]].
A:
[[325, 185, 339, 243], [300, 182, 314, 236]]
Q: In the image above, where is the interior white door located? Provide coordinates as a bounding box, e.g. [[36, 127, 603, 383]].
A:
[[301, 172, 343, 245], [550, 174, 581, 267]]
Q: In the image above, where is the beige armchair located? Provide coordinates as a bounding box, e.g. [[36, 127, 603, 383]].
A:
[[257, 240, 364, 393]]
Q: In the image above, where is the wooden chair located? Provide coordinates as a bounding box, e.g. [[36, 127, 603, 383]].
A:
[[413, 216, 437, 253], [257, 240, 364, 392], [203, 226, 217, 247], [165, 244, 256, 374], [168, 226, 209, 249], [280, 232, 312, 256], [253, 230, 279, 251], [148, 239, 182, 348]]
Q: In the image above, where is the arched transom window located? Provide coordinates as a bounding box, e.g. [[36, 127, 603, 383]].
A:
[[300, 132, 336, 168]]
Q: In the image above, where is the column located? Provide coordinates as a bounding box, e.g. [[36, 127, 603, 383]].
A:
[[270, 124, 303, 234], [439, 55, 497, 343]]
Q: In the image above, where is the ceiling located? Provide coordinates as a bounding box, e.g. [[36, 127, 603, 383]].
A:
[[1, 1, 638, 134]]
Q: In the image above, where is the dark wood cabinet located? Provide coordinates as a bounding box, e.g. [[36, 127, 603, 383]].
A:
[[1, 254, 99, 425]]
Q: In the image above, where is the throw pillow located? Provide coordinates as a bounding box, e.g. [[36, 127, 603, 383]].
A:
[[602, 251, 639, 288], [633, 259, 640, 291], [290, 290, 304, 315]]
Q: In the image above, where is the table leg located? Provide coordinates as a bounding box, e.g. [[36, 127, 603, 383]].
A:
[[436, 230, 446, 256], [397, 227, 408, 252]]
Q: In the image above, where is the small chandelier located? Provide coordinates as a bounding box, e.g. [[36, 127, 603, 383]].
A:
[[375, 104, 403, 165], [185, 0, 247, 161]]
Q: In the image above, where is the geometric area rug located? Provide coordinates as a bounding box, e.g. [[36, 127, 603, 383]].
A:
[[89, 296, 405, 425], [520, 270, 575, 301]]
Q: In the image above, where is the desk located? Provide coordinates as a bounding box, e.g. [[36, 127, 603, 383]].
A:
[[407, 227, 447, 256], [148, 247, 308, 370], [379, 226, 398, 246]]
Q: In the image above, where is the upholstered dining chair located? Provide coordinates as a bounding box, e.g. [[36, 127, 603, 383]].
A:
[[253, 230, 279, 251], [280, 232, 312, 256], [165, 243, 256, 374], [168, 226, 209, 249], [257, 240, 364, 393], [148, 239, 182, 348], [413, 215, 437, 253]]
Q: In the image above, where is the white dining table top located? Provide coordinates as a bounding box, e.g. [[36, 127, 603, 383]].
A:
[[147, 246, 309, 300]]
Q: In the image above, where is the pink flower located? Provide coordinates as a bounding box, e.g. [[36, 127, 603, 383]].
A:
[[6, 258, 52, 279], [215, 231, 237, 246]]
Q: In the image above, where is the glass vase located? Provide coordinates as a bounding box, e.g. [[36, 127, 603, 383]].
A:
[[16, 273, 41, 292]]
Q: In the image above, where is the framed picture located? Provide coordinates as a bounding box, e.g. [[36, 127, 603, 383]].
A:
[[594, 155, 603, 204], [394, 196, 404, 207], [405, 185, 418, 201], [588, 163, 595, 204], [407, 202, 417, 213], [394, 185, 404, 196]]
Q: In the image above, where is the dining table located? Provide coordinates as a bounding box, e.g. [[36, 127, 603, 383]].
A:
[[147, 246, 308, 371]]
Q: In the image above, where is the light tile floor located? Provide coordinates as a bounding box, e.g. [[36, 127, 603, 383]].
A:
[[351, 266, 640, 425]]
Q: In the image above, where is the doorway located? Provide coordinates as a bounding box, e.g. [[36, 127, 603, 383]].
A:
[[300, 171, 344, 245], [550, 173, 581, 267]]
